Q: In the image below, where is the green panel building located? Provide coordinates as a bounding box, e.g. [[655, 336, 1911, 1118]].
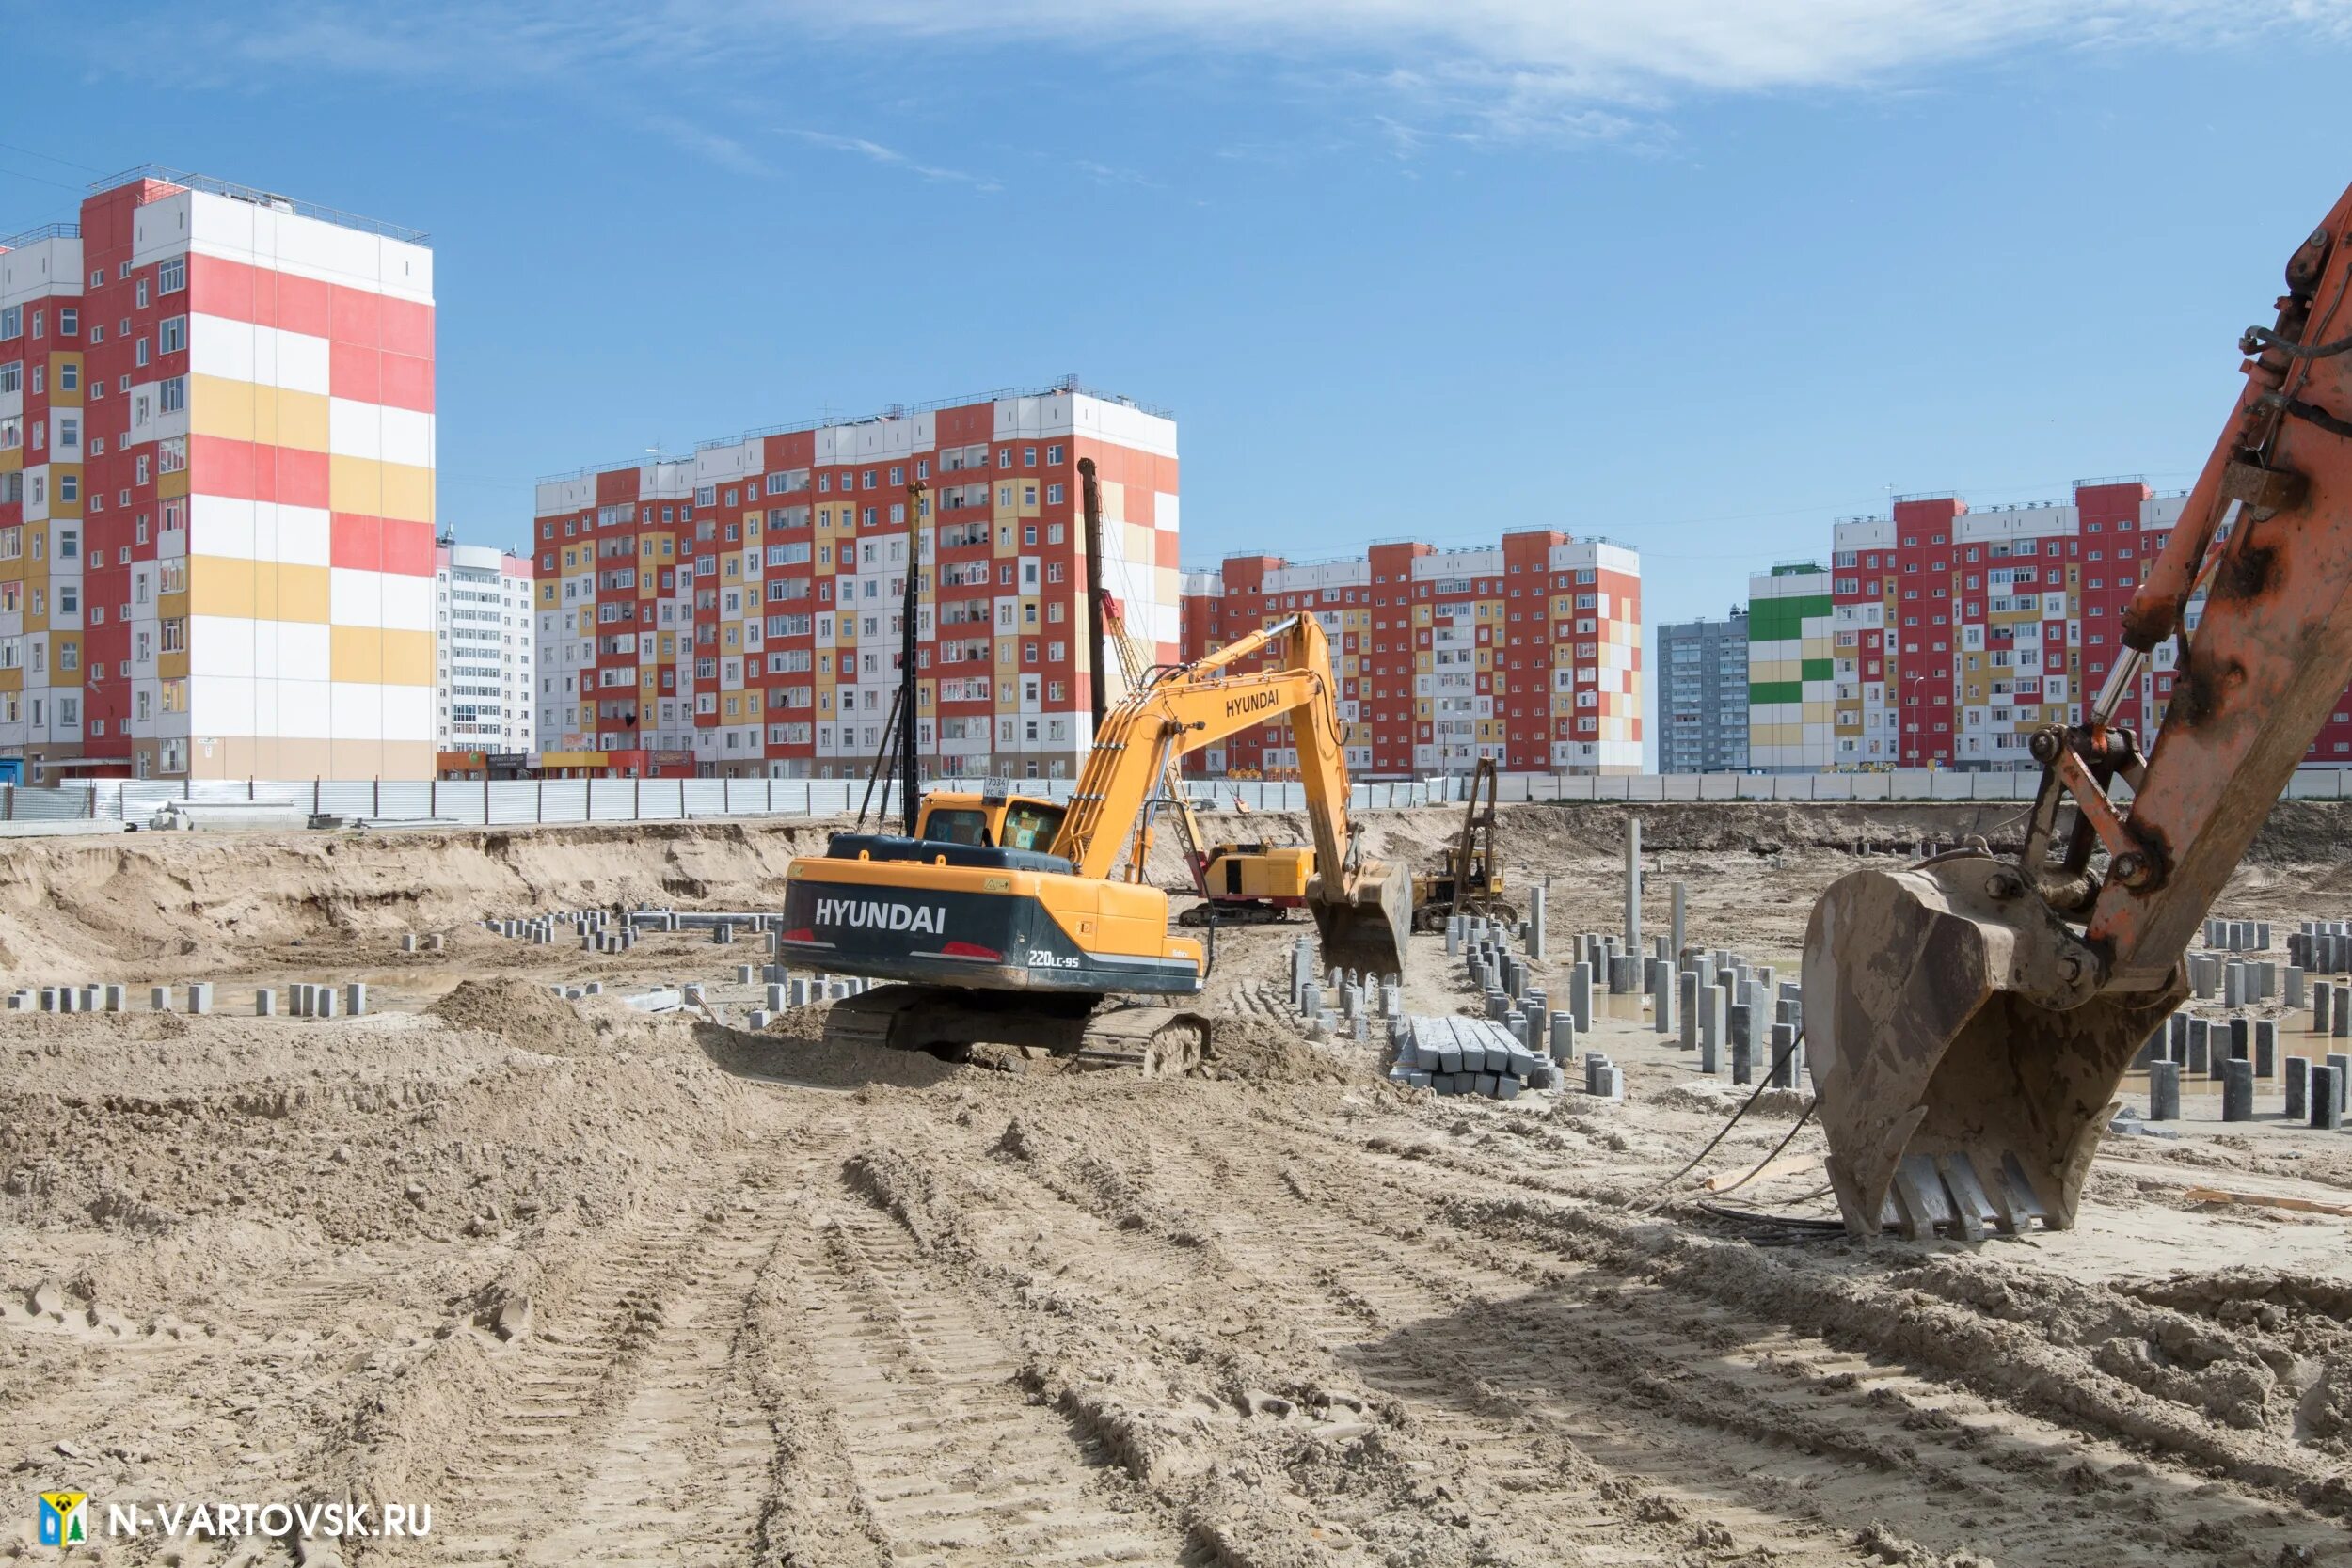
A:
[[1747, 563, 1836, 771]]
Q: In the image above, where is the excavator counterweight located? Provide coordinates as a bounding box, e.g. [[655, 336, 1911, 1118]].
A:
[[1809, 176, 2352, 1237]]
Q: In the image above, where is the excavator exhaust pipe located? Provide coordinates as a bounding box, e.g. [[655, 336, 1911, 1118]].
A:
[[1308, 859, 1412, 982], [1803, 855, 2185, 1240]]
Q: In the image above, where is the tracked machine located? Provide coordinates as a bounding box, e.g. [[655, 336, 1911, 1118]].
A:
[[781, 613, 1409, 1072], [1410, 756, 1516, 932], [1807, 177, 2352, 1237]]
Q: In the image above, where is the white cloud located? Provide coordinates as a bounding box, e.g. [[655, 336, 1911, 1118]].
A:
[[784, 131, 1000, 191], [95, 0, 2352, 150], [642, 116, 771, 177], [723, 0, 2352, 101]]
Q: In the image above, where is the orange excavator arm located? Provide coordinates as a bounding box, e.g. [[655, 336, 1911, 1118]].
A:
[[1051, 614, 1406, 973], [1804, 178, 2352, 1239]]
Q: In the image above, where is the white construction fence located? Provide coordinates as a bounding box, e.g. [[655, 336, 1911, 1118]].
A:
[[7, 767, 2352, 833]]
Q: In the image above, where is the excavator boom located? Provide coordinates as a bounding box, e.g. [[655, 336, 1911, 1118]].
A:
[[1807, 178, 2352, 1237]]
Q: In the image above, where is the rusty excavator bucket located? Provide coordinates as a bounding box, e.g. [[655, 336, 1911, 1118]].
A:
[[1803, 853, 2185, 1240], [1308, 857, 1412, 981]]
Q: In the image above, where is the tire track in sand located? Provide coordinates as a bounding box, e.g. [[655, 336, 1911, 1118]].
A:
[[778, 1156, 1194, 1568], [1249, 1103, 2349, 1566], [893, 1104, 1867, 1567], [426, 1164, 787, 1565]]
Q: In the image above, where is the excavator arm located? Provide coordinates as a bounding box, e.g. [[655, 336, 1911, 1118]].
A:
[[1053, 614, 1408, 974], [1805, 179, 2352, 1238]]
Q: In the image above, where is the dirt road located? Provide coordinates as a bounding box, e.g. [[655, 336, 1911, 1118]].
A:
[[6, 803, 2352, 1563]]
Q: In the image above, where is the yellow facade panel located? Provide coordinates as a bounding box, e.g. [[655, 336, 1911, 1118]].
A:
[[329, 456, 434, 524], [188, 558, 330, 623]]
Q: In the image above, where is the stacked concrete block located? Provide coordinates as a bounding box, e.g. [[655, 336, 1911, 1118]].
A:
[[187, 983, 212, 1015], [1391, 1015, 1553, 1098], [2313, 1065, 2344, 1131], [2148, 1060, 2182, 1121], [2288, 1057, 2312, 1121]]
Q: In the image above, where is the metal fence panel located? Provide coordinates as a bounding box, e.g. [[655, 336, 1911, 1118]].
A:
[[1, 785, 95, 820]]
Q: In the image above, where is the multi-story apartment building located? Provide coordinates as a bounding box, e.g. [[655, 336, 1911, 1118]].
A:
[[1746, 477, 2352, 770], [1656, 609, 1748, 773], [433, 538, 532, 754], [0, 166, 435, 782], [531, 385, 1179, 780], [1179, 532, 1642, 777], [1746, 564, 1837, 772]]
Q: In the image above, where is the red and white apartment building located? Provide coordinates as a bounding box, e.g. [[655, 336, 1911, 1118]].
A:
[[0, 167, 436, 781], [1814, 477, 2352, 769], [531, 384, 1179, 779], [1180, 532, 1643, 778]]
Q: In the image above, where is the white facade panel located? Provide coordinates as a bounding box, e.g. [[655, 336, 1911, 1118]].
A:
[[188, 614, 259, 677]]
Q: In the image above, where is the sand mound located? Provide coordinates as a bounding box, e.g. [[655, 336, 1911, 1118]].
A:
[[1203, 1018, 1360, 1084], [430, 978, 596, 1055]]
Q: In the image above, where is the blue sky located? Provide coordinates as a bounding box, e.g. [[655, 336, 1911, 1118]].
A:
[[6, 0, 2352, 636]]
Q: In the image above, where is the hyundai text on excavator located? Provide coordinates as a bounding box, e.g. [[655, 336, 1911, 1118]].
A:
[[780, 612, 1409, 1073], [1806, 177, 2352, 1239]]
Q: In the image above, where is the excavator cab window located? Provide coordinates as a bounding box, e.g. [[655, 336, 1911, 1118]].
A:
[[921, 809, 993, 847], [998, 800, 1067, 852]]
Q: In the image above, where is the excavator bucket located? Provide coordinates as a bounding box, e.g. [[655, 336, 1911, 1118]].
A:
[[1308, 858, 1412, 981], [1803, 855, 2185, 1240]]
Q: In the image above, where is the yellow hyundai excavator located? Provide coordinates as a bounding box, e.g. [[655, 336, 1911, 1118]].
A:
[[1807, 175, 2352, 1238], [780, 612, 1408, 1072]]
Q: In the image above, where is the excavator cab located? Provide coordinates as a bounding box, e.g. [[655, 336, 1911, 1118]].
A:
[[915, 784, 1069, 853]]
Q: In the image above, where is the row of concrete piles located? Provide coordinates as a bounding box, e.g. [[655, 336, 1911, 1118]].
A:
[[1287, 937, 1402, 1044], [483, 908, 790, 958], [552, 970, 881, 1030], [6, 981, 365, 1018], [2130, 914, 2352, 1128]]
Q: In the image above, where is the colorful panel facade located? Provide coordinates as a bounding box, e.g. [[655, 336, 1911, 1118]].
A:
[[1177, 531, 1643, 779], [0, 166, 434, 780], [532, 388, 1179, 780]]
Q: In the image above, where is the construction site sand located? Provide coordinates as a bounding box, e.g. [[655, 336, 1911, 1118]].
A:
[[3, 800, 2352, 1562]]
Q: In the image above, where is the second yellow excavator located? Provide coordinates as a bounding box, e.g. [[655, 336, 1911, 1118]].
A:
[[780, 612, 1408, 1072]]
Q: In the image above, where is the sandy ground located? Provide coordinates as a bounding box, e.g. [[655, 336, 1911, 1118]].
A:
[[6, 800, 2352, 1564]]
